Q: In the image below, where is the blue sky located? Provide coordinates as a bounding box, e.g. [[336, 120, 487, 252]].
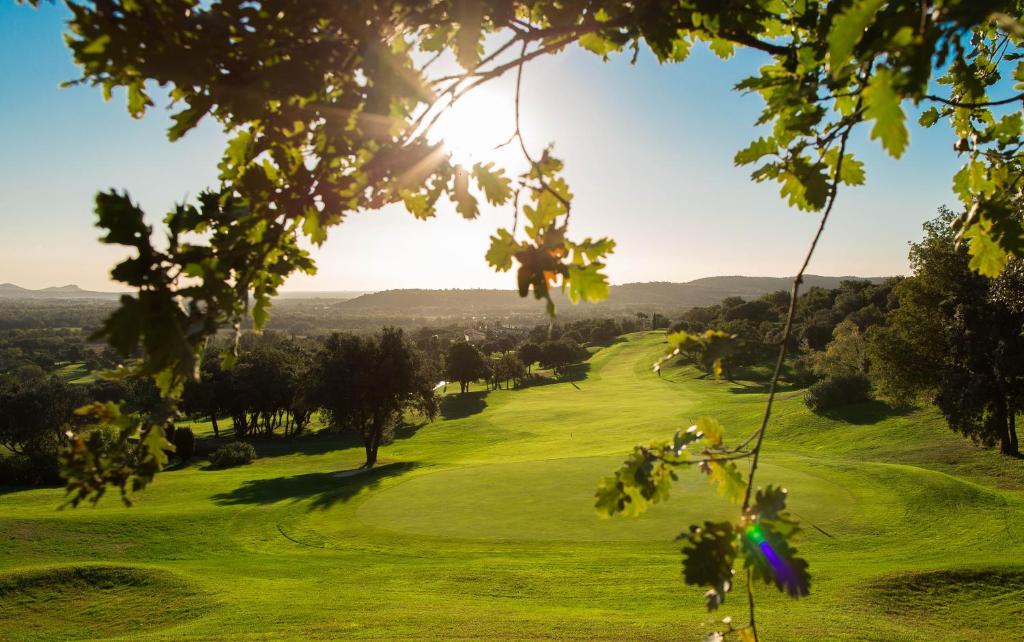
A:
[[0, 3, 962, 292]]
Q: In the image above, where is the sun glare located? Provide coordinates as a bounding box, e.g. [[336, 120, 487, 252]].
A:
[[431, 88, 515, 166]]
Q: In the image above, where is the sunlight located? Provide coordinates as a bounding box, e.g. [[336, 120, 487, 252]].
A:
[[431, 88, 515, 166]]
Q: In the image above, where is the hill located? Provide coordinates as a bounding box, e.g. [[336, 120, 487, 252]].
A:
[[334, 275, 888, 316], [0, 283, 121, 300], [1, 333, 1019, 640]]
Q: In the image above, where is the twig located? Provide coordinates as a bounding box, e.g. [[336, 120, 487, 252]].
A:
[[924, 92, 1024, 108], [740, 119, 855, 511]]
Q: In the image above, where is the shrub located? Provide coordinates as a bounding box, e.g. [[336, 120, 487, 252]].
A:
[[0, 453, 60, 487], [209, 441, 256, 468], [164, 425, 177, 449], [174, 427, 196, 461], [804, 373, 871, 412]]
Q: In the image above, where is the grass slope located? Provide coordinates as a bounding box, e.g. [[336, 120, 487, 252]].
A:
[[2, 332, 1022, 640]]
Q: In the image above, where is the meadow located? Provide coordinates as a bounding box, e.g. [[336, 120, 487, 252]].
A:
[[1, 332, 1022, 641]]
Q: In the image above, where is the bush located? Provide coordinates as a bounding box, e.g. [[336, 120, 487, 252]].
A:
[[804, 373, 871, 412], [0, 453, 60, 487], [174, 427, 196, 461], [209, 441, 256, 468]]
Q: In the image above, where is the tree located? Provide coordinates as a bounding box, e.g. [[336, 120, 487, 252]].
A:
[[182, 350, 229, 437], [517, 342, 542, 374], [496, 353, 526, 389], [445, 342, 487, 394], [539, 338, 586, 376], [869, 210, 1024, 455], [810, 319, 868, 378], [0, 374, 86, 458], [310, 328, 436, 467]]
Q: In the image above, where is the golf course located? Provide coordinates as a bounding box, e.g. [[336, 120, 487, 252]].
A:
[[1, 332, 1022, 641]]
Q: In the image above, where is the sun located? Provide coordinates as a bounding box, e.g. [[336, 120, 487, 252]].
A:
[[431, 88, 515, 166]]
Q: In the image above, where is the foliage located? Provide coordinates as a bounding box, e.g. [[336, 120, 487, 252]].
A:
[[173, 427, 196, 462], [309, 328, 437, 467], [445, 342, 488, 393], [596, 416, 809, 623], [809, 319, 869, 378], [0, 374, 87, 460], [538, 337, 587, 375], [208, 441, 256, 469], [869, 209, 1024, 454], [517, 342, 543, 373], [803, 373, 872, 412], [0, 452, 60, 487]]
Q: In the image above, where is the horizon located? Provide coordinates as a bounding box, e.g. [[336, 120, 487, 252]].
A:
[[0, 3, 956, 292], [0, 272, 894, 296]]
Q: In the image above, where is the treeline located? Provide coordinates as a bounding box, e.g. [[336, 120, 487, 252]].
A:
[[669, 278, 897, 384], [0, 316, 640, 486], [668, 210, 1023, 456]]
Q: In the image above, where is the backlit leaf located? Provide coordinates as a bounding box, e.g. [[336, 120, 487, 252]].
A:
[[863, 68, 908, 158]]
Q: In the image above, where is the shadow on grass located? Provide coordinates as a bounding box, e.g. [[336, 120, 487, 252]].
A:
[[210, 461, 418, 511], [726, 380, 803, 395], [520, 362, 592, 389], [816, 400, 913, 425], [196, 431, 363, 461], [440, 391, 488, 419]]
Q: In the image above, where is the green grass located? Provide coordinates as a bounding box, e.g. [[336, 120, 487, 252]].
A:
[[2, 332, 1023, 640], [54, 362, 95, 385]]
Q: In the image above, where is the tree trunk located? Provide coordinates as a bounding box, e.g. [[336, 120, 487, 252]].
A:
[[364, 426, 381, 468], [996, 397, 1017, 456], [1008, 405, 1019, 456], [210, 414, 219, 438]]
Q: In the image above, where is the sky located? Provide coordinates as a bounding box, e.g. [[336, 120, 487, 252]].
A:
[[0, 4, 963, 292]]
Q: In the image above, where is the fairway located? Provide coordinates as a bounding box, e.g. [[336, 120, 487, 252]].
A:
[[2, 332, 1023, 640]]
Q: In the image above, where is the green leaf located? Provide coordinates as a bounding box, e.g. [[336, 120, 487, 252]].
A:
[[453, 0, 482, 69], [578, 33, 621, 58], [734, 137, 777, 166], [827, 0, 886, 78], [742, 520, 810, 598], [472, 162, 512, 206], [303, 211, 326, 244], [825, 149, 866, 186], [679, 521, 738, 611], [82, 34, 111, 55], [168, 101, 211, 142], [126, 80, 152, 118], [708, 38, 735, 60], [95, 191, 150, 246], [863, 68, 909, 158], [707, 461, 746, 504], [694, 416, 725, 446], [668, 35, 692, 62], [566, 263, 610, 304], [452, 165, 479, 219], [779, 158, 831, 211], [964, 222, 1009, 276], [918, 106, 941, 127], [485, 228, 519, 272], [571, 237, 616, 265]]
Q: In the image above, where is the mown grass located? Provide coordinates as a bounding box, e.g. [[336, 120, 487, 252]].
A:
[[1, 332, 1022, 640]]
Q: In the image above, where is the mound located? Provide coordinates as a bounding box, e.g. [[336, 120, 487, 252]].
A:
[[352, 456, 854, 543], [0, 565, 208, 641], [866, 568, 1024, 640]]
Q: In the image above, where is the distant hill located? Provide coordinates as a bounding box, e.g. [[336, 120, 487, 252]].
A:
[[0, 283, 122, 300], [334, 275, 889, 317], [1, 276, 889, 317], [0, 284, 367, 302]]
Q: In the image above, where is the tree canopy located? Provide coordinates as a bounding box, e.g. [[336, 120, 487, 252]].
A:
[[869, 209, 1024, 455]]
